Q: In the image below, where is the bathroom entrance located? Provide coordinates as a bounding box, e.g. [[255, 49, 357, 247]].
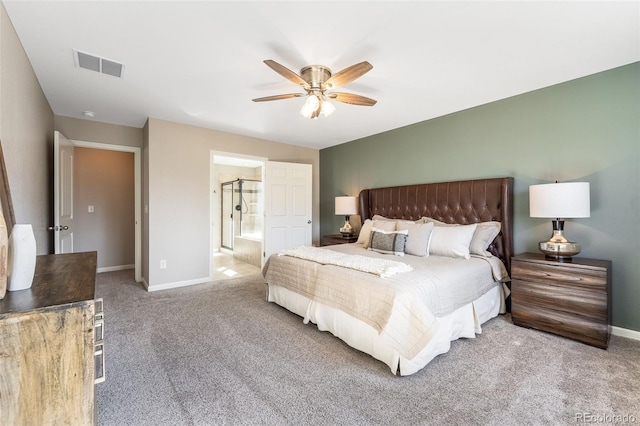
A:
[[220, 178, 263, 266]]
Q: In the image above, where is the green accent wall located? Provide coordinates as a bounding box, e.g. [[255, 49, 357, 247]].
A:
[[320, 62, 640, 332]]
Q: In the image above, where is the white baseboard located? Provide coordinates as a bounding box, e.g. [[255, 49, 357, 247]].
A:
[[97, 264, 135, 273], [146, 276, 211, 292], [141, 277, 149, 290], [612, 326, 640, 341]]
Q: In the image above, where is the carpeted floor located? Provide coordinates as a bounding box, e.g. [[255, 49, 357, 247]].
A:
[[95, 270, 640, 426]]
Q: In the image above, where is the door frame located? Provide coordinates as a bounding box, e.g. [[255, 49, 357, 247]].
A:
[[72, 140, 142, 282]]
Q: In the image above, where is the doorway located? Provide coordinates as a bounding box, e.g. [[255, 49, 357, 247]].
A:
[[54, 132, 142, 281], [211, 152, 265, 277]]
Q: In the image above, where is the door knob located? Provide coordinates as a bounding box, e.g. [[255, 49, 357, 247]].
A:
[[60, 226, 69, 231], [307, 220, 311, 224], [48, 226, 58, 231]]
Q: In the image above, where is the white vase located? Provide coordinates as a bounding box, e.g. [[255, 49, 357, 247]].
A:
[[7, 224, 37, 292], [0, 212, 7, 299]]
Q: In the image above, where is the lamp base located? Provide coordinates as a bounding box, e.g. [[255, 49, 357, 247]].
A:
[[339, 218, 354, 236], [539, 241, 581, 260], [339, 225, 354, 237], [538, 220, 581, 260]]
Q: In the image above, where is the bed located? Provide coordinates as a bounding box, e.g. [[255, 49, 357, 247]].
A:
[[263, 177, 514, 375]]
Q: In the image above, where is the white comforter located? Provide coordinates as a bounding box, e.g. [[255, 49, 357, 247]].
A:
[[263, 243, 506, 361]]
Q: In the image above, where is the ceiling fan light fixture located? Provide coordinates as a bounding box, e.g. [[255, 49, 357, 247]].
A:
[[300, 95, 320, 118], [321, 99, 335, 117], [255, 59, 375, 118]]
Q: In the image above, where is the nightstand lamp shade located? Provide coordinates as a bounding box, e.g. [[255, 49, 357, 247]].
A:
[[335, 196, 358, 236], [529, 182, 590, 259]]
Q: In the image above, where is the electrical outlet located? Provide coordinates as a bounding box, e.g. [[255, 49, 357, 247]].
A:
[[160, 260, 167, 269]]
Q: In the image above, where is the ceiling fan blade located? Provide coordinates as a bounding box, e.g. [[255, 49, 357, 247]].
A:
[[263, 60, 308, 88], [325, 61, 373, 89], [328, 92, 377, 106], [252, 93, 304, 102]]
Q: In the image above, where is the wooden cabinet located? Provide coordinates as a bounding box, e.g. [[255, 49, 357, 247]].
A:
[[321, 234, 358, 246], [511, 252, 611, 349], [0, 252, 100, 425]]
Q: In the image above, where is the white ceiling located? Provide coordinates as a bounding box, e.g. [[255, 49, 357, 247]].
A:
[[3, 1, 639, 150]]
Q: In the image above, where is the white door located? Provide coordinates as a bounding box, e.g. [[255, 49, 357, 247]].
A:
[[263, 161, 312, 265], [53, 131, 74, 254]]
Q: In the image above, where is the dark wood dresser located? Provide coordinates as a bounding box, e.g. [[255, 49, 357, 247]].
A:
[[511, 252, 611, 349], [0, 251, 102, 425]]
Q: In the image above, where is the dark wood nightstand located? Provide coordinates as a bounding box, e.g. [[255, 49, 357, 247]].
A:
[[511, 253, 611, 349], [321, 234, 358, 246]]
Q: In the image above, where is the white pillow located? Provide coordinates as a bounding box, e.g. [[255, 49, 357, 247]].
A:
[[423, 217, 501, 257], [396, 221, 434, 257], [356, 219, 373, 246], [470, 221, 501, 257], [428, 223, 477, 259], [372, 219, 397, 231], [368, 228, 408, 256], [359, 219, 399, 248], [373, 214, 422, 232]]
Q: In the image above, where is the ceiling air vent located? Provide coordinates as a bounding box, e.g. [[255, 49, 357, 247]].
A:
[[73, 49, 124, 78]]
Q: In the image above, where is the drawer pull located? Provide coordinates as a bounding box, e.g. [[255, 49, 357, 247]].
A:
[[94, 297, 106, 384], [95, 297, 104, 321], [95, 342, 106, 384], [94, 318, 104, 342]]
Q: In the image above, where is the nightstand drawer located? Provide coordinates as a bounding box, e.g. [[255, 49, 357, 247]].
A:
[[511, 261, 607, 289], [510, 253, 611, 349], [511, 279, 607, 320], [511, 301, 609, 348]]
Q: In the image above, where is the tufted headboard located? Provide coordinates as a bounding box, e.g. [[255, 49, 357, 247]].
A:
[[358, 177, 514, 274]]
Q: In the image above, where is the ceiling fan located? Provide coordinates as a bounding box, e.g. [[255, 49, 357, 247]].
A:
[[252, 59, 377, 119]]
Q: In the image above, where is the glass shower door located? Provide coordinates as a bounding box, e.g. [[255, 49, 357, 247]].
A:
[[221, 180, 240, 250]]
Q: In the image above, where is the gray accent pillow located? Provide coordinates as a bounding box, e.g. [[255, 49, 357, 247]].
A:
[[368, 229, 408, 256]]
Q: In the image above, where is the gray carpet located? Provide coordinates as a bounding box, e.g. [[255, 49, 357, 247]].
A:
[[96, 270, 640, 426]]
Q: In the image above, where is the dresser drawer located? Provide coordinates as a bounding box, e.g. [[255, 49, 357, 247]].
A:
[[511, 279, 607, 320], [511, 261, 607, 289], [512, 300, 609, 348], [510, 253, 611, 349]]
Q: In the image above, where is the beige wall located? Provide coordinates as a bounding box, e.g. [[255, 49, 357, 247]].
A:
[[74, 147, 135, 269], [0, 3, 53, 254], [54, 115, 143, 148], [145, 118, 319, 288]]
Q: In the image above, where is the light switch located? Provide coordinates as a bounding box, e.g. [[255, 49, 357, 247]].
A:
[[88, 205, 94, 213]]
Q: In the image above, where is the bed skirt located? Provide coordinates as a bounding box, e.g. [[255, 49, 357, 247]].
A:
[[266, 284, 502, 376]]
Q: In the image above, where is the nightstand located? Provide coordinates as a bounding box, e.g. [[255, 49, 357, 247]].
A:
[[321, 234, 358, 246], [511, 253, 611, 349]]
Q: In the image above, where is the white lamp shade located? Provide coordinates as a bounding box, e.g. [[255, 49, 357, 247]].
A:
[[529, 182, 590, 218], [335, 196, 358, 215]]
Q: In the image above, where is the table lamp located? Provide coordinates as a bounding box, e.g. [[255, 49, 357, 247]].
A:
[[529, 181, 590, 260], [335, 196, 358, 236]]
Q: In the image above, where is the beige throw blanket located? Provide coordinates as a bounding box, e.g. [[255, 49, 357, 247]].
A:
[[265, 248, 438, 360], [280, 246, 413, 278]]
